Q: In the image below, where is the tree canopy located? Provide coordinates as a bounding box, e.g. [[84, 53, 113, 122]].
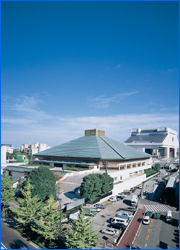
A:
[[25, 166, 56, 201], [65, 206, 99, 249], [1, 174, 15, 211], [80, 173, 113, 200], [13, 179, 42, 225], [31, 195, 63, 241]]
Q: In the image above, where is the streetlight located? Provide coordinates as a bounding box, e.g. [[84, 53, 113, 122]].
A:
[[57, 198, 62, 241]]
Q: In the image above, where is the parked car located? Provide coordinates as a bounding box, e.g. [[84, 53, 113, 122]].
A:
[[166, 211, 173, 223], [11, 240, 29, 249], [93, 207, 101, 212], [123, 190, 132, 195], [118, 193, 127, 199], [93, 204, 106, 209], [120, 212, 133, 220], [153, 212, 161, 219], [116, 195, 124, 201], [122, 206, 137, 212], [146, 211, 153, 217], [101, 228, 119, 236], [131, 187, 136, 192], [143, 216, 150, 225], [110, 222, 127, 230], [108, 196, 117, 202], [138, 185, 142, 189]]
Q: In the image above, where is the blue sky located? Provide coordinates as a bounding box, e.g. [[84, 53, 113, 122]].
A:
[[1, 1, 179, 147]]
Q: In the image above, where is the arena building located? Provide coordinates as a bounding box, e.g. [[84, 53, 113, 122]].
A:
[[34, 129, 153, 193]]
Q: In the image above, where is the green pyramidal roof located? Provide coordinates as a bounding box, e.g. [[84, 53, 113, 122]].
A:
[[35, 135, 151, 160]]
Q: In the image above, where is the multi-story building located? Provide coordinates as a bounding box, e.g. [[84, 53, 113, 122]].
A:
[[1, 146, 7, 164], [1, 144, 14, 154], [124, 127, 179, 159], [39, 143, 51, 152], [20, 144, 29, 152]]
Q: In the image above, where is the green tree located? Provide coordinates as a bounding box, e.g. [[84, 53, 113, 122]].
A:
[[80, 174, 102, 200], [1, 174, 15, 212], [99, 173, 114, 194], [66, 206, 99, 249], [154, 163, 160, 172], [31, 195, 63, 242], [25, 166, 56, 201], [13, 179, 42, 225], [80, 173, 113, 200]]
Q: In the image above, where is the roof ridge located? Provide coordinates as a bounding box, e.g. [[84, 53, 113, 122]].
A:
[[99, 136, 125, 159]]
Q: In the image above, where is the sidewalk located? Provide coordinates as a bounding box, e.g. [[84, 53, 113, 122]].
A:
[[116, 209, 145, 249]]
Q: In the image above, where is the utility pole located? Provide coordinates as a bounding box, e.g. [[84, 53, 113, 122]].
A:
[[103, 160, 108, 174]]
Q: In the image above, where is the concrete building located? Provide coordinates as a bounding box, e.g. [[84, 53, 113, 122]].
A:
[[124, 127, 179, 159], [20, 144, 29, 152], [39, 143, 51, 152], [1, 146, 7, 164], [1, 144, 13, 154], [34, 129, 153, 193], [21, 142, 51, 155]]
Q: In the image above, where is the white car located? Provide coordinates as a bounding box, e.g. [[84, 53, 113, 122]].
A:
[[143, 216, 150, 225], [108, 196, 117, 202], [93, 207, 101, 212], [101, 228, 119, 236], [120, 212, 133, 220]]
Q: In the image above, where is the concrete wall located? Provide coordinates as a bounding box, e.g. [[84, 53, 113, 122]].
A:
[[111, 174, 146, 195]]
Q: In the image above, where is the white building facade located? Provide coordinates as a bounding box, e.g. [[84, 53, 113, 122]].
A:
[[124, 127, 179, 159], [1, 146, 7, 164]]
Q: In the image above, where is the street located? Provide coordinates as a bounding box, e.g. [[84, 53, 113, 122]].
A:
[[134, 169, 179, 249], [1, 220, 36, 249]]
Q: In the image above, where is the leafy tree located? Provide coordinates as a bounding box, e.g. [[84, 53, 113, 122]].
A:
[[80, 173, 113, 200], [154, 163, 160, 172], [65, 206, 99, 249], [13, 179, 42, 225], [80, 174, 102, 200], [99, 173, 114, 194], [1, 174, 15, 212], [25, 166, 56, 201], [31, 195, 64, 242]]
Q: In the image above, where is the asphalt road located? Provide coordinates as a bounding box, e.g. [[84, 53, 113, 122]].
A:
[[134, 211, 179, 249], [1, 220, 36, 249]]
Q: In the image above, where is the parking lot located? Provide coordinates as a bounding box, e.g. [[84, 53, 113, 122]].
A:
[[88, 189, 142, 246]]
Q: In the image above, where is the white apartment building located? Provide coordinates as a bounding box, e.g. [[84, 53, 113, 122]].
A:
[[20, 144, 29, 151], [39, 143, 51, 152], [124, 127, 179, 159], [1, 146, 7, 164]]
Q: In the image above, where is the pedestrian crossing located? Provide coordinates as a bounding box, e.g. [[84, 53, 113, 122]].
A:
[[143, 204, 173, 212]]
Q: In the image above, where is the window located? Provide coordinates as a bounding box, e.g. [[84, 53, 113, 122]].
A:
[[172, 137, 174, 142]]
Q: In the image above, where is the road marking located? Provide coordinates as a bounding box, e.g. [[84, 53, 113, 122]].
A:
[[147, 228, 152, 233], [144, 204, 173, 212], [146, 234, 149, 240], [150, 219, 154, 228]]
